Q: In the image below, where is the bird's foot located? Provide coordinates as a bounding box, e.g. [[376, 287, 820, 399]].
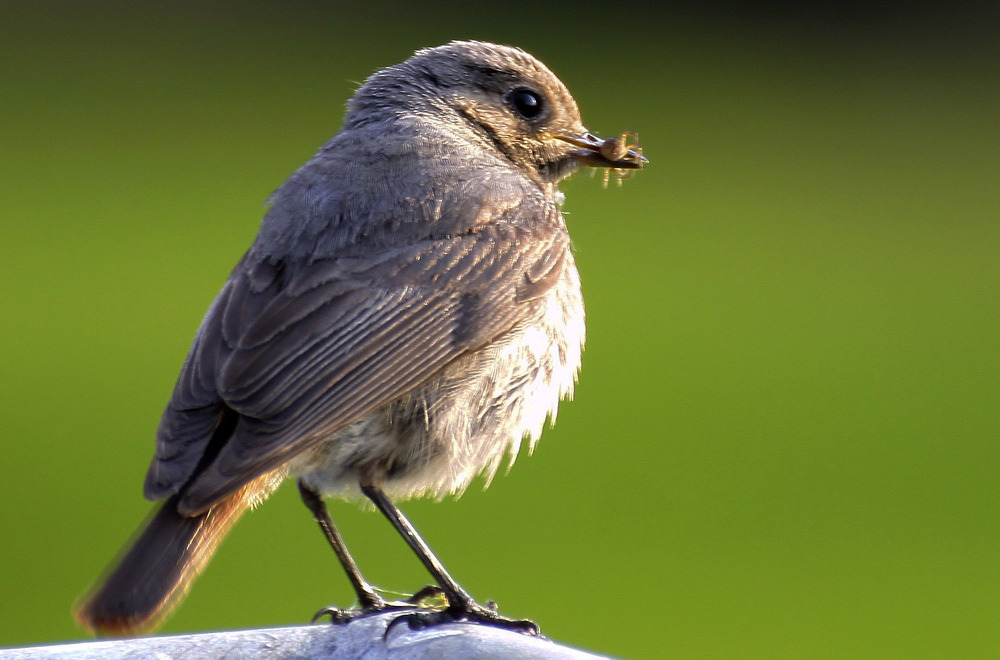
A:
[[386, 598, 540, 636], [312, 585, 447, 624]]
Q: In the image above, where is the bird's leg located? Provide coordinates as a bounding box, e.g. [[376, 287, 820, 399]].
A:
[[298, 481, 445, 623], [361, 484, 540, 635], [298, 480, 387, 620]]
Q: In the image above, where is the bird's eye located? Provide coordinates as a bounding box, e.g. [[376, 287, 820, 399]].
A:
[[507, 88, 544, 120]]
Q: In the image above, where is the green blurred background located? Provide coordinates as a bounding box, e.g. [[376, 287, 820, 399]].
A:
[[2, 2, 998, 657]]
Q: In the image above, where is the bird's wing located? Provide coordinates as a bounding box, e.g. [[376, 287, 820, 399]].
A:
[[145, 210, 571, 515]]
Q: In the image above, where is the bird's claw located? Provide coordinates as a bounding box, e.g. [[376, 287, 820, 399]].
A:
[[314, 585, 538, 638], [312, 605, 362, 624], [385, 599, 540, 637], [312, 585, 446, 625]]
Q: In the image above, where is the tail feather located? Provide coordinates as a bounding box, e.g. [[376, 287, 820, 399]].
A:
[[74, 474, 275, 636]]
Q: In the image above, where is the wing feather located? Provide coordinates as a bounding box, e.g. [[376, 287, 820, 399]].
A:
[[146, 212, 571, 514]]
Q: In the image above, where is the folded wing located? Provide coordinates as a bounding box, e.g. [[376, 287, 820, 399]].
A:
[[145, 212, 570, 516]]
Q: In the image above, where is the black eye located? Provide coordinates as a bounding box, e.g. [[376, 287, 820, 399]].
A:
[[507, 88, 544, 120]]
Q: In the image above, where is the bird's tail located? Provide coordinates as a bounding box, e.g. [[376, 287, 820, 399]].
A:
[[74, 476, 272, 636]]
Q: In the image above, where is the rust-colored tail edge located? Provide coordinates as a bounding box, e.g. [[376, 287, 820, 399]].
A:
[[74, 474, 278, 636]]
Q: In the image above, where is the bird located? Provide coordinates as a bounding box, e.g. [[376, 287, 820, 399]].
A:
[[74, 40, 645, 637]]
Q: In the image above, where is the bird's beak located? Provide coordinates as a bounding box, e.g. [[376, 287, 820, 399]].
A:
[[554, 131, 648, 170]]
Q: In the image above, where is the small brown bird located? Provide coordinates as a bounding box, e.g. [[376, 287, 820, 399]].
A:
[[75, 40, 645, 636]]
